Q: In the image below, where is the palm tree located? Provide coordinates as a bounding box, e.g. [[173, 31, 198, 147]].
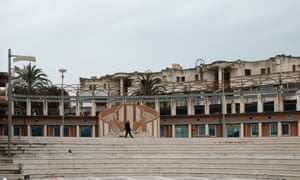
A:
[[133, 71, 166, 96], [13, 63, 50, 95]]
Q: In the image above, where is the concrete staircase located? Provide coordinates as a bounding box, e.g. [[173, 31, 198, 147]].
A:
[[0, 136, 300, 180]]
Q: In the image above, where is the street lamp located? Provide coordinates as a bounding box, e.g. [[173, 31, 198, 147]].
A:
[[8, 49, 36, 157], [222, 65, 226, 138], [58, 67, 66, 137]]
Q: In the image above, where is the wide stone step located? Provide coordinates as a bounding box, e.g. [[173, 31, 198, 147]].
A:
[[1, 136, 300, 179], [23, 168, 300, 180], [13, 157, 300, 164], [20, 162, 300, 171]]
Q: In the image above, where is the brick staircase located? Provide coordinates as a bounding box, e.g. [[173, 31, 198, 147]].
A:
[[0, 136, 300, 180]]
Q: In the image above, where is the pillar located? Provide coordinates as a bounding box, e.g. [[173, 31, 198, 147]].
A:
[[205, 97, 209, 115], [205, 124, 209, 136], [157, 117, 160, 138], [218, 66, 223, 91], [76, 125, 80, 137], [172, 124, 175, 138], [275, 92, 283, 112], [297, 92, 300, 111], [231, 102, 236, 114], [26, 97, 31, 116], [43, 99, 48, 116], [153, 120, 158, 138], [188, 124, 192, 138], [99, 119, 103, 137], [298, 121, 300, 136], [258, 122, 262, 137], [257, 94, 263, 113], [43, 125, 47, 137], [187, 97, 194, 115], [92, 125, 95, 138], [278, 121, 282, 137], [91, 99, 96, 116], [240, 123, 244, 138], [120, 78, 124, 96], [171, 98, 176, 116], [76, 98, 81, 116], [240, 95, 245, 113], [27, 124, 31, 137], [60, 125, 63, 137]]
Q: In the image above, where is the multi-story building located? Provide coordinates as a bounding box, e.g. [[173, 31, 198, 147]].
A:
[[1, 54, 300, 138], [79, 54, 300, 96]]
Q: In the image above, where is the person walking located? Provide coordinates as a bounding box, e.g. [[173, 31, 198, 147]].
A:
[[125, 120, 133, 138]]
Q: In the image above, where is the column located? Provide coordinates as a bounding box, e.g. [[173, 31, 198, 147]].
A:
[[188, 124, 192, 138], [26, 97, 31, 116], [171, 98, 176, 116], [91, 99, 96, 116], [231, 102, 236, 114], [172, 124, 175, 138], [205, 124, 209, 136], [298, 121, 300, 136], [258, 122, 262, 137], [43, 125, 47, 137], [60, 125, 63, 137], [297, 92, 300, 111], [205, 97, 210, 115], [275, 92, 283, 112], [187, 97, 194, 115], [153, 120, 158, 138], [218, 66, 223, 91], [92, 125, 95, 137], [76, 98, 81, 116], [43, 99, 48, 116], [27, 124, 31, 137], [76, 125, 80, 137], [99, 119, 103, 137], [257, 94, 263, 113], [278, 121, 282, 137], [157, 117, 160, 138], [240, 123, 244, 138], [240, 95, 245, 113], [120, 78, 124, 96]]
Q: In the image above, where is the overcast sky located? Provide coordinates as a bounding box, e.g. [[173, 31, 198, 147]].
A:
[[1, 0, 299, 85]]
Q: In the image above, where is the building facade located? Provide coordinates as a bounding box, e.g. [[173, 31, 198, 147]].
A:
[[79, 54, 300, 96], [1, 55, 300, 138]]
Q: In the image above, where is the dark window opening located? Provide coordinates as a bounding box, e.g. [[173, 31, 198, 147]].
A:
[[245, 69, 251, 76]]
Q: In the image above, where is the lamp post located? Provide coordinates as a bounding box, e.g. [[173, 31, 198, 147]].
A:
[[58, 68, 66, 137], [8, 49, 36, 157], [222, 65, 226, 138]]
